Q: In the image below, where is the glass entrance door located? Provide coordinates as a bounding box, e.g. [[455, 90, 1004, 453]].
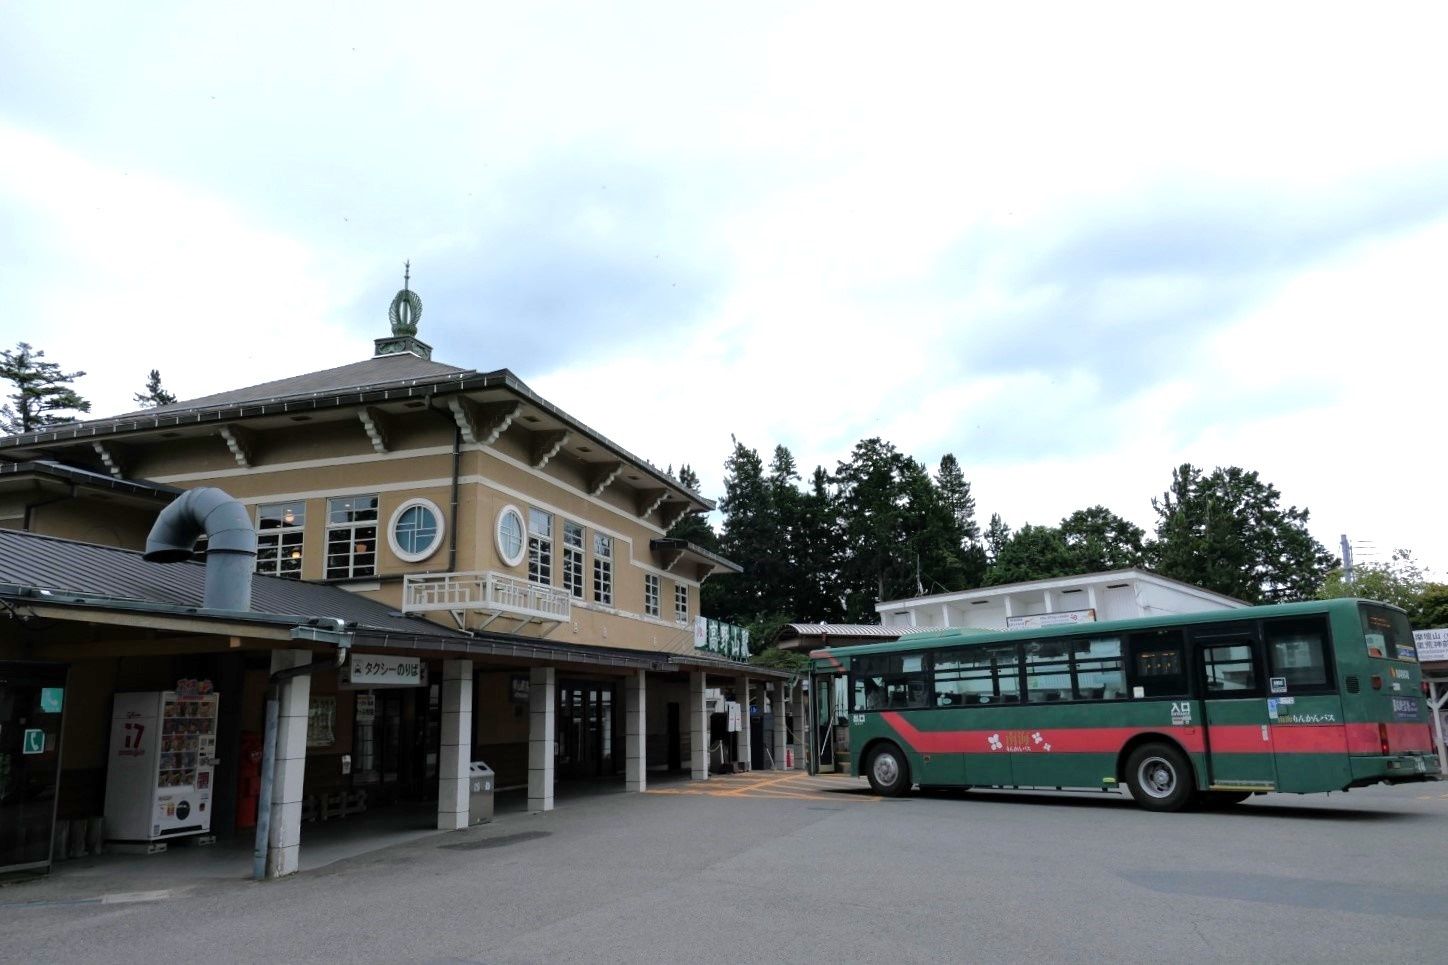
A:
[[557, 681, 620, 779], [0, 662, 67, 874]]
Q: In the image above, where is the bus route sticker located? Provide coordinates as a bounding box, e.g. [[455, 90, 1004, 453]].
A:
[[1270, 677, 1287, 694]]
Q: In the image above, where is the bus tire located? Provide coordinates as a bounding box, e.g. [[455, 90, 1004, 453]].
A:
[[1124, 742, 1195, 812], [866, 742, 911, 797]]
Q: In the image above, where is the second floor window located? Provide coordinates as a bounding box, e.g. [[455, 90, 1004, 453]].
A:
[[528, 508, 553, 585], [256, 501, 305, 579], [326, 495, 378, 579], [675, 583, 689, 623], [644, 573, 660, 617], [562, 521, 585, 598], [593, 533, 613, 606]]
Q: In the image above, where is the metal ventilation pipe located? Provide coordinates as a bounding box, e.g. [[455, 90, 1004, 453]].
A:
[[143, 487, 257, 610]]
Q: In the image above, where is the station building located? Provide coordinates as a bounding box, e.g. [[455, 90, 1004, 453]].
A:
[[0, 291, 798, 877]]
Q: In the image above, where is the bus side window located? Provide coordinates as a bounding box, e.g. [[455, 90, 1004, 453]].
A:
[[1025, 640, 1072, 702], [1072, 637, 1125, 700], [1127, 629, 1187, 697], [933, 648, 997, 706], [1263, 617, 1333, 692]]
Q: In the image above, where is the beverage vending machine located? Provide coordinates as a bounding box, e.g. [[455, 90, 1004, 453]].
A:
[[103, 689, 220, 843]]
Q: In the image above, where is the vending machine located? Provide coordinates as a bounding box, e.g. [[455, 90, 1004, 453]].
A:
[[103, 689, 220, 843]]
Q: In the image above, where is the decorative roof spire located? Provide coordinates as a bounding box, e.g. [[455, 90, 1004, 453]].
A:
[[374, 261, 433, 360]]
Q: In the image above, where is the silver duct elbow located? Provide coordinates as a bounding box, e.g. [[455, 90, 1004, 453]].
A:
[[144, 487, 257, 611]]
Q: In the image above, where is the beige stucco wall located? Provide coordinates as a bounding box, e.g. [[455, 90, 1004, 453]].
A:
[[122, 409, 705, 655]]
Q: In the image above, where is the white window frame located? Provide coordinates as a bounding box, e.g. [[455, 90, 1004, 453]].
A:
[[495, 504, 526, 568], [593, 533, 613, 606], [644, 573, 660, 617], [528, 507, 553, 586], [325, 494, 379, 580], [387, 497, 445, 563], [256, 501, 306, 579], [675, 583, 689, 623], [562, 521, 585, 599]]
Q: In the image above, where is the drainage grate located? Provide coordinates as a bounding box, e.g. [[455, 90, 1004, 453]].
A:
[[438, 830, 551, 851]]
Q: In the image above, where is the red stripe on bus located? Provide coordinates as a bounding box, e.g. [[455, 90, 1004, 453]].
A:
[[879, 712, 1209, 755], [878, 714, 1430, 757]]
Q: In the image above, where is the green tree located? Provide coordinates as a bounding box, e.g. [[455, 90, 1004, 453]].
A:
[[1413, 584, 1448, 630], [935, 454, 988, 588], [985, 524, 1076, 585], [834, 438, 969, 618], [985, 513, 1012, 564], [0, 342, 91, 434], [1151, 463, 1336, 604], [1317, 549, 1431, 621], [665, 463, 720, 551], [1059, 506, 1146, 571], [705, 437, 787, 625], [133, 369, 178, 408]]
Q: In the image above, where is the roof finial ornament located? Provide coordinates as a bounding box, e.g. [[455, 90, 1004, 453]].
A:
[[388, 260, 422, 337]]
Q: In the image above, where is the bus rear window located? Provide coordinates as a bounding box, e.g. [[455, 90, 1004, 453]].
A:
[[1264, 617, 1332, 691], [1360, 604, 1417, 661]]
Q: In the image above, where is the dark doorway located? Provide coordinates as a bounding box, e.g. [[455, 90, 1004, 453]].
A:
[[666, 702, 682, 771]]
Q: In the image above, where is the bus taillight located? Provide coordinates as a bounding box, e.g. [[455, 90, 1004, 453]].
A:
[[1379, 723, 1390, 756]]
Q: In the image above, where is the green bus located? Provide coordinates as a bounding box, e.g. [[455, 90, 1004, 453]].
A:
[[808, 598, 1440, 811]]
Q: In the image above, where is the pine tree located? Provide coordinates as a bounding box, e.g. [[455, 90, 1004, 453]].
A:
[[664, 463, 719, 550], [0, 342, 91, 435], [1150, 463, 1336, 604], [133, 369, 178, 408]]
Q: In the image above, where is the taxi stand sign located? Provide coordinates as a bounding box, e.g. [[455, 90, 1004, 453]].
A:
[[342, 654, 428, 688]]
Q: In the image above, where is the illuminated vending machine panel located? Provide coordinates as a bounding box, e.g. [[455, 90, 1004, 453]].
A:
[[104, 689, 220, 842]]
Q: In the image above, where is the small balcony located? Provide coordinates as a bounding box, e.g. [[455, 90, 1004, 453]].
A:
[[402, 571, 570, 635]]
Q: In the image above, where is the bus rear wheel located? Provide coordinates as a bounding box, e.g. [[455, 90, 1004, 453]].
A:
[[1124, 743, 1195, 812], [866, 742, 911, 797]]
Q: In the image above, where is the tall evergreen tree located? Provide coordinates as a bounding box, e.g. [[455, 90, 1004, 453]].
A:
[[1059, 505, 1146, 571], [0, 342, 91, 434], [665, 463, 720, 550], [985, 513, 1012, 564], [1150, 463, 1336, 604], [935, 453, 987, 588], [133, 369, 178, 408], [706, 437, 787, 625]]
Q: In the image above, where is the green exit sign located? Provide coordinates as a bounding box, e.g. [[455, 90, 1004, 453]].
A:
[[22, 728, 45, 755]]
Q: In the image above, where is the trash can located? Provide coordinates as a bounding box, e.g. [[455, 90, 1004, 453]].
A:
[[468, 762, 495, 826]]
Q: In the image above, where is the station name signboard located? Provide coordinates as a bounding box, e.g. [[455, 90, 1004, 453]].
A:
[[694, 617, 750, 660], [342, 654, 428, 688], [1413, 629, 1448, 663], [1006, 609, 1098, 631]]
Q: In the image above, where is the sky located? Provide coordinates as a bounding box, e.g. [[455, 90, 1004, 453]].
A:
[[2, 2, 1445, 575]]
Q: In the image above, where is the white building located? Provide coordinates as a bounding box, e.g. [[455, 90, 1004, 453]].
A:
[[876, 568, 1245, 632]]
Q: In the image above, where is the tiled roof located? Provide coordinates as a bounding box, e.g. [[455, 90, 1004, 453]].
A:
[[114, 354, 474, 419]]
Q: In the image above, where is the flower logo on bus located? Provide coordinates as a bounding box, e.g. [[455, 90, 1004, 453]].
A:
[[988, 730, 1054, 753]]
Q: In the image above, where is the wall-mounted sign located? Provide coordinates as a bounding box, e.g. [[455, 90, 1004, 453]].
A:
[[307, 696, 336, 747], [1006, 609, 1097, 630], [510, 675, 531, 705], [342, 654, 427, 688], [354, 693, 376, 725], [22, 728, 45, 755], [1413, 629, 1448, 663], [694, 617, 750, 660], [40, 687, 64, 713]]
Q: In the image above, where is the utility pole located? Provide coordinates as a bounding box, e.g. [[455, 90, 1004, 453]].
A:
[[1340, 534, 1354, 585]]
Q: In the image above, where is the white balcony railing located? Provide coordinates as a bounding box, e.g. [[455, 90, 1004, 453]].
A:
[[402, 571, 571, 633]]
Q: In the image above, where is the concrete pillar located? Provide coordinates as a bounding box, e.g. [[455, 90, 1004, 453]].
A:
[[794, 686, 807, 774], [689, 671, 708, 781], [438, 659, 473, 830], [626, 670, 646, 792], [267, 649, 311, 878], [737, 676, 752, 771], [528, 667, 556, 812], [774, 681, 789, 769]]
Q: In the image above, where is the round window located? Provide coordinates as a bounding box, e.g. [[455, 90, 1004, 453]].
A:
[[496, 505, 526, 567], [387, 498, 445, 563]]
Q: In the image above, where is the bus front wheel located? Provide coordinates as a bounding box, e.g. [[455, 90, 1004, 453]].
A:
[[1124, 743, 1195, 812], [866, 742, 911, 797]]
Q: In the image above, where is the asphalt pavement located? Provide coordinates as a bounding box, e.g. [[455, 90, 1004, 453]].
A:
[[2, 773, 1445, 964]]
